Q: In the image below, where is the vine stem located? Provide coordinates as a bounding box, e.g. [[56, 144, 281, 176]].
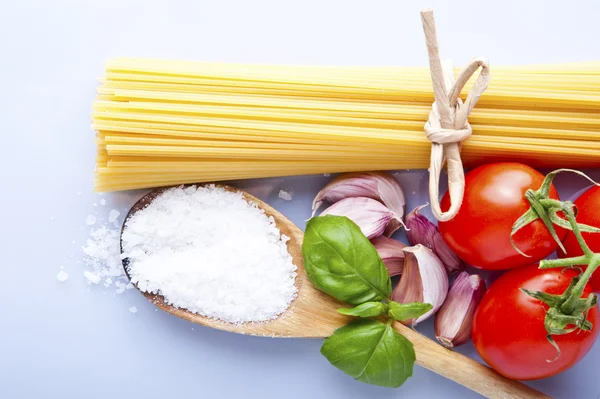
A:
[[541, 255, 587, 269], [557, 204, 598, 314], [563, 204, 593, 257], [512, 169, 600, 344]]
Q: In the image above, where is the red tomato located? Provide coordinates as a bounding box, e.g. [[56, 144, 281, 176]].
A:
[[439, 163, 566, 270], [472, 265, 599, 380], [558, 185, 600, 292]]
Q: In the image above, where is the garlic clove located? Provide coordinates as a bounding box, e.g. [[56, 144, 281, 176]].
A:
[[370, 235, 406, 277], [391, 244, 449, 326], [320, 197, 400, 239], [312, 172, 406, 227], [434, 272, 486, 348], [406, 204, 465, 274]]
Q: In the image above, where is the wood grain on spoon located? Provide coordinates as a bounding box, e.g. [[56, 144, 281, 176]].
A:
[[121, 186, 551, 399]]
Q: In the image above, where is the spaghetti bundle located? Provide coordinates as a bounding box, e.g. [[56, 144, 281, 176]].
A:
[[93, 58, 600, 191]]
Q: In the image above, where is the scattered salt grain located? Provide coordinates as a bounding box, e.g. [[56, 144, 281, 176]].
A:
[[84, 271, 102, 285], [129, 306, 138, 314], [85, 215, 97, 226], [104, 277, 113, 287], [81, 224, 123, 286], [324, 173, 331, 177], [121, 185, 297, 324], [100, 199, 106, 206], [278, 190, 293, 201], [56, 270, 69, 282], [115, 281, 127, 294], [412, 191, 416, 195], [126, 282, 134, 290], [108, 209, 121, 224]]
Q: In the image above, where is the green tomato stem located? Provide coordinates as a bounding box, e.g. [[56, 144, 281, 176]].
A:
[[563, 204, 594, 256], [561, 255, 600, 314], [540, 255, 588, 269], [513, 168, 600, 342]]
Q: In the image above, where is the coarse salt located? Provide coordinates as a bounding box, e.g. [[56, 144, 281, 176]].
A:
[[278, 190, 293, 201], [121, 185, 298, 324], [108, 209, 121, 224], [81, 225, 123, 286], [84, 271, 102, 285], [56, 270, 69, 282], [115, 281, 127, 294], [85, 214, 97, 226], [129, 306, 138, 314]]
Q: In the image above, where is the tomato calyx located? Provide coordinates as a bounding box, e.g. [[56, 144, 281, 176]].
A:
[[510, 169, 600, 258], [511, 169, 600, 357], [521, 273, 598, 360]]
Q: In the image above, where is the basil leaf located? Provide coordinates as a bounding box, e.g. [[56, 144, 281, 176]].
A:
[[321, 319, 415, 388], [338, 302, 387, 318], [303, 215, 392, 304], [388, 302, 433, 322]]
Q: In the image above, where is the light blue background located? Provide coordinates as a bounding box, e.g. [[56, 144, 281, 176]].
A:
[[1, 1, 599, 398]]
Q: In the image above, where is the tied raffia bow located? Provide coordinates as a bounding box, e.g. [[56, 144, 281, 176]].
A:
[[421, 9, 491, 221]]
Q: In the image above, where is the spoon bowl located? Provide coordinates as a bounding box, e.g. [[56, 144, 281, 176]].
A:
[[120, 185, 349, 338], [121, 185, 549, 399]]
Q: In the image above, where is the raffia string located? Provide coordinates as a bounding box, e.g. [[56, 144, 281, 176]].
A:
[[420, 9, 491, 221]]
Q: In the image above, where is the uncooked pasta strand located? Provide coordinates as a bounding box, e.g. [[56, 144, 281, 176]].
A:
[[93, 58, 600, 191]]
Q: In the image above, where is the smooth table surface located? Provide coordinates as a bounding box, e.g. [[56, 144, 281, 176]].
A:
[[1, 0, 600, 398]]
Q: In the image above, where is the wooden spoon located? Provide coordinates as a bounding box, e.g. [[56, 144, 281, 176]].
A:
[[121, 186, 550, 399]]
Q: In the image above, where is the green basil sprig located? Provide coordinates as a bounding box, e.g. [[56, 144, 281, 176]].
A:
[[303, 215, 391, 304], [302, 215, 431, 388], [321, 319, 415, 388], [338, 302, 387, 317]]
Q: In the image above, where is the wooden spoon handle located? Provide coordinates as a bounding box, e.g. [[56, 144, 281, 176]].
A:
[[392, 322, 551, 399]]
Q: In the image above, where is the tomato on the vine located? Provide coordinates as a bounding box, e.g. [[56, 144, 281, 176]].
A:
[[472, 265, 598, 380], [558, 185, 600, 292], [439, 163, 567, 270]]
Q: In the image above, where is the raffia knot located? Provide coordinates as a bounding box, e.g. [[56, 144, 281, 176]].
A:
[[424, 98, 472, 145], [420, 10, 490, 222]]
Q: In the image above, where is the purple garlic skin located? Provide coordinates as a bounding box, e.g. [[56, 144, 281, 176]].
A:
[[370, 235, 406, 277], [312, 172, 406, 235], [434, 272, 486, 348], [406, 204, 465, 274], [319, 197, 401, 239], [391, 244, 449, 326]]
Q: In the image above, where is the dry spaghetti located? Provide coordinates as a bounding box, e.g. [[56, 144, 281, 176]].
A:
[[92, 58, 600, 192]]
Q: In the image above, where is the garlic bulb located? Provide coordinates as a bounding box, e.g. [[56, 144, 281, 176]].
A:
[[320, 197, 401, 239], [312, 172, 406, 235], [370, 235, 406, 277], [406, 204, 465, 274], [434, 272, 486, 348], [391, 244, 449, 326]]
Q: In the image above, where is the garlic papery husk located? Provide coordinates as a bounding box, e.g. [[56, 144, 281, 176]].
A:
[[434, 272, 486, 348], [312, 172, 406, 234], [320, 197, 400, 239], [391, 244, 449, 326], [370, 235, 406, 277], [406, 204, 465, 274]]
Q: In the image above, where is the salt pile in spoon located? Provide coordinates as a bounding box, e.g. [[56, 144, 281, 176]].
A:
[[121, 185, 298, 324]]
